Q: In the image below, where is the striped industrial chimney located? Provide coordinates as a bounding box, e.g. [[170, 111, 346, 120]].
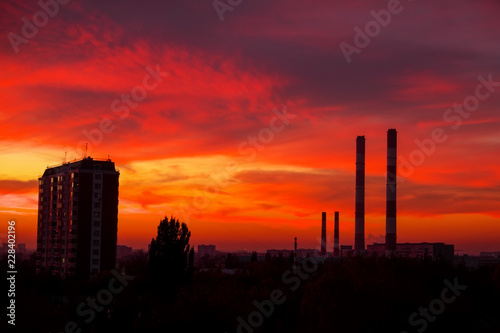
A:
[[321, 212, 327, 256], [294, 237, 297, 265], [386, 129, 397, 256], [355, 136, 365, 253], [334, 211, 340, 257]]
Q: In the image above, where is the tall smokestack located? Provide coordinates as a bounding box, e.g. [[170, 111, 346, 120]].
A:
[[355, 136, 365, 253], [321, 212, 327, 256], [334, 211, 340, 257], [294, 237, 297, 265], [386, 129, 397, 256]]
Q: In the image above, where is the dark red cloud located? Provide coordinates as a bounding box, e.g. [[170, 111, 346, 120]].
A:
[[0, 179, 38, 194]]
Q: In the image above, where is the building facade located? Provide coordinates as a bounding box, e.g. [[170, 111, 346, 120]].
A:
[[36, 157, 119, 277], [116, 245, 133, 260], [367, 242, 454, 262], [198, 244, 216, 259]]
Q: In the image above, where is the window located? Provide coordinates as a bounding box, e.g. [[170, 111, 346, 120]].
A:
[[94, 174, 102, 180], [92, 249, 99, 255], [92, 259, 99, 265], [94, 202, 100, 208], [94, 183, 101, 190], [93, 221, 100, 227], [94, 212, 100, 217], [93, 240, 99, 246], [93, 230, 100, 236]]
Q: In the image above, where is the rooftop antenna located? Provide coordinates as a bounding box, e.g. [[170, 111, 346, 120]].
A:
[[62, 151, 67, 164], [84, 143, 88, 159]]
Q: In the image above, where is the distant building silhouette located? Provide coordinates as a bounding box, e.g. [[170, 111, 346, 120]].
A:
[[267, 249, 294, 258], [116, 245, 133, 260], [1, 243, 28, 260], [460, 253, 500, 268], [480, 251, 500, 257], [266, 248, 320, 258], [198, 244, 216, 259], [36, 157, 119, 277], [340, 245, 353, 256], [295, 248, 320, 258], [367, 242, 454, 262]]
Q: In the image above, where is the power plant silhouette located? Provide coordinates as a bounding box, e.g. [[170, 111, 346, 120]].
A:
[[318, 129, 454, 260]]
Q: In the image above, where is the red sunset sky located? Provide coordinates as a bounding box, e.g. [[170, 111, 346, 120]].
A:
[[0, 0, 499, 254]]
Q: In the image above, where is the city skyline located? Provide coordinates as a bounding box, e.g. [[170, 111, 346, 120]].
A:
[[4, 127, 499, 256], [1, 0, 500, 256]]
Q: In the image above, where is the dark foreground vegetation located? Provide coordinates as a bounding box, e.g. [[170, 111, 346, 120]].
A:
[[2, 253, 500, 333]]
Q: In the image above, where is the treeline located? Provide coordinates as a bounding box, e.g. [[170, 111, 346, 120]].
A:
[[2, 253, 500, 333]]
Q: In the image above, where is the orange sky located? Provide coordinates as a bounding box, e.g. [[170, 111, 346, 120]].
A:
[[1, 0, 499, 254]]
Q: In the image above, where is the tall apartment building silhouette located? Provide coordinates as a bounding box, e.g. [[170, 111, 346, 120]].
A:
[[36, 157, 119, 277]]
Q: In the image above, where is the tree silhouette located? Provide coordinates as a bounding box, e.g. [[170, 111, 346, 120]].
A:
[[149, 216, 191, 286], [225, 253, 240, 269], [288, 251, 294, 265]]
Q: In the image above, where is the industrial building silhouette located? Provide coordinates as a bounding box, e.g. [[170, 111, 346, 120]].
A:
[[319, 129, 454, 261]]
